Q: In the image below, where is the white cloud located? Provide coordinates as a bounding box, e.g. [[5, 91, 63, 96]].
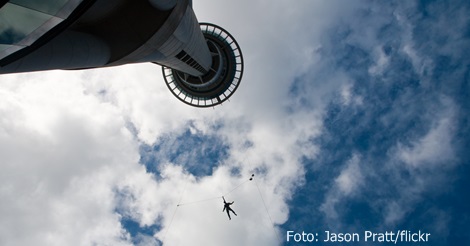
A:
[[402, 44, 434, 78], [335, 154, 363, 195], [368, 46, 390, 76], [379, 97, 458, 226], [383, 201, 407, 225], [0, 1, 372, 245], [1, 0, 465, 244], [320, 154, 364, 223], [0, 71, 141, 246], [339, 82, 363, 107], [397, 97, 456, 168]]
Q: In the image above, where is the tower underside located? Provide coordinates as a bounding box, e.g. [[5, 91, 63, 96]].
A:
[[163, 23, 243, 107], [0, 0, 243, 107]]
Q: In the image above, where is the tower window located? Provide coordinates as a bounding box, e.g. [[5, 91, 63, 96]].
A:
[[175, 50, 207, 74]]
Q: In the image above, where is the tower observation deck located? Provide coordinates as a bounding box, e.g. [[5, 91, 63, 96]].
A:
[[0, 0, 244, 107]]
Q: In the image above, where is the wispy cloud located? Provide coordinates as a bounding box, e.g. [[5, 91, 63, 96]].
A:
[[282, 1, 470, 244], [1, 0, 469, 245]]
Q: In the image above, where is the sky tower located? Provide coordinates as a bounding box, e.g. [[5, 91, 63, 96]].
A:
[[0, 0, 244, 107]]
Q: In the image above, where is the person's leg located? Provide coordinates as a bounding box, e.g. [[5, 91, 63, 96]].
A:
[[230, 208, 237, 216], [226, 210, 231, 220]]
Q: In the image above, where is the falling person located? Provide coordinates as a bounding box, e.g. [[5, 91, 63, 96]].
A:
[[222, 196, 237, 220]]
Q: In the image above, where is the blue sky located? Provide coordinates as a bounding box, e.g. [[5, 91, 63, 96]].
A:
[[278, 1, 470, 245], [283, 0, 470, 241], [1, 0, 469, 246]]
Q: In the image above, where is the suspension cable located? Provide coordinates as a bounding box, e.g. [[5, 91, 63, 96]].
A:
[[253, 178, 282, 243], [161, 172, 283, 245], [177, 196, 222, 207], [177, 174, 254, 206], [161, 180, 188, 244]]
